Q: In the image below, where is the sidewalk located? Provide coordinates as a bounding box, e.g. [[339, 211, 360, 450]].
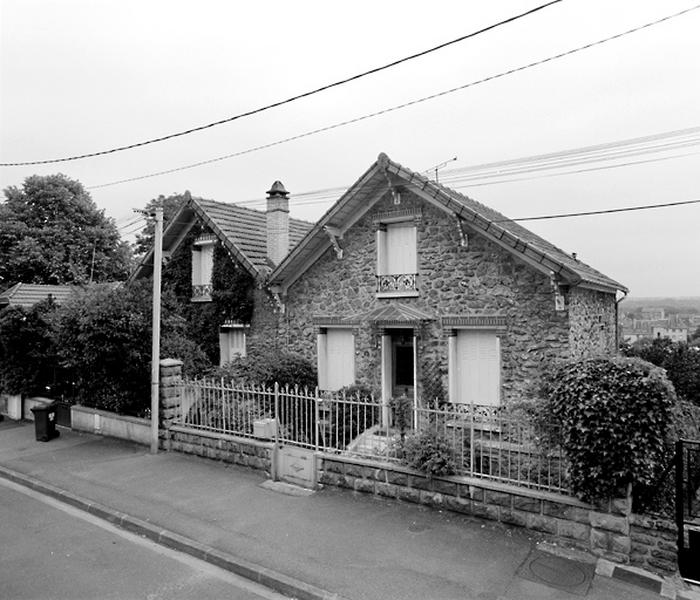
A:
[[0, 421, 675, 600]]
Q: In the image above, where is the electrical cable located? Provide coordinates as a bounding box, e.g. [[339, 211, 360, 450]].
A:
[[1, 0, 565, 166], [85, 4, 700, 191]]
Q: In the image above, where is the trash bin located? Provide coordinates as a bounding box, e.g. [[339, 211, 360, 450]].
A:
[[30, 402, 60, 442]]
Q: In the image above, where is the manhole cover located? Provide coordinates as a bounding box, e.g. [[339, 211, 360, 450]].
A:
[[408, 521, 431, 533], [516, 549, 594, 596]]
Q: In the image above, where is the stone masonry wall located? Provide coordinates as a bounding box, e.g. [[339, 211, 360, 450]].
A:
[[629, 513, 679, 576], [275, 190, 573, 402], [318, 456, 673, 570], [568, 287, 617, 358], [167, 429, 274, 477]]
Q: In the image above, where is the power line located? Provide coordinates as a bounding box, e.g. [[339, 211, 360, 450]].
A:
[[1, 1, 565, 167], [85, 4, 700, 191], [503, 199, 700, 222], [226, 126, 700, 209], [127, 198, 700, 242]]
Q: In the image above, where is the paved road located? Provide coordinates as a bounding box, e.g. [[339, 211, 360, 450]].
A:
[[0, 479, 288, 600]]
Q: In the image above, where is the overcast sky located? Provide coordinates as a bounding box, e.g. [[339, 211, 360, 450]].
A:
[[1, 0, 698, 297]]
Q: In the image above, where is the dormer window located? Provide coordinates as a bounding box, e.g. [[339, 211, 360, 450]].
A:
[[376, 221, 418, 298], [191, 235, 216, 302]]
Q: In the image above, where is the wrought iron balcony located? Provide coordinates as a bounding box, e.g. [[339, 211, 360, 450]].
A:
[[376, 273, 418, 294], [191, 284, 213, 301]]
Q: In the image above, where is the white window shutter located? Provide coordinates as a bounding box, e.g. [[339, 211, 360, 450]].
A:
[[200, 245, 214, 286], [455, 330, 500, 406], [192, 248, 202, 286], [385, 224, 416, 274], [324, 329, 355, 391]]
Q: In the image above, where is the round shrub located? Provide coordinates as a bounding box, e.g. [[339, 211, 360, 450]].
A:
[[210, 350, 317, 389], [402, 429, 456, 478], [541, 356, 676, 502]]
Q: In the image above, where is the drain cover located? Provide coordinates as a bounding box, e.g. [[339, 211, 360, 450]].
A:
[[516, 549, 594, 596], [408, 521, 431, 533]]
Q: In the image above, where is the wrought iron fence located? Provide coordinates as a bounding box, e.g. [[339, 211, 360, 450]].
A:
[[175, 378, 570, 494]]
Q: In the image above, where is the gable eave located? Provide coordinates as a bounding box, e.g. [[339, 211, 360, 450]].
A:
[[269, 159, 387, 289], [270, 152, 626, 295], [128, 197, 262, 284]]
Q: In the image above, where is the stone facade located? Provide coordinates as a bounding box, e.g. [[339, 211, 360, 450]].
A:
[[629, 513, 679, 576], [248, 189, 617, 402]]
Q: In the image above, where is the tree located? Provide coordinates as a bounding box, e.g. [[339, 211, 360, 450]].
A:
[[0, 174, 131, 286], [54, 281, 210, 415], [133, 193, 187, 257], [0, 300, 57, 395], [624, 337, 700, 405]]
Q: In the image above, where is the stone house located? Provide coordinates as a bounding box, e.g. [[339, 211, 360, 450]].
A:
[[130, 187, 313, 364], [133, 153, 626, 407], [263, 153, 627, 407]]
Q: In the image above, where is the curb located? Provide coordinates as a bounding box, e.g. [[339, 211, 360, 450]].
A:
[[0, 465, 341, 600]]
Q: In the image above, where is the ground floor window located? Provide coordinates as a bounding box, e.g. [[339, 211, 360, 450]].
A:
[[219, 324, 247, 365], [317, 328, 355, 391], [450, 329, 501, 406]]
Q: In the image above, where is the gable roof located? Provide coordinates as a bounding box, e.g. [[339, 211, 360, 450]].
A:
[[0, 283, 74, 308], [130, 195, 313, 281], [269, 153, 627, 294]]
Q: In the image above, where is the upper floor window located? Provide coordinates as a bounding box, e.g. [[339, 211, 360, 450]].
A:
[[376, 222, 418, 298], [191, 235, 216, 302]]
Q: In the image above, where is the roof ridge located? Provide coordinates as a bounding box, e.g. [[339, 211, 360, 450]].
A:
[[195, 196, 314, 227]]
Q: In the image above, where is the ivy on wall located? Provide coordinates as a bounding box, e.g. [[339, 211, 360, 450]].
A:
[[162, 224, 255, 363]]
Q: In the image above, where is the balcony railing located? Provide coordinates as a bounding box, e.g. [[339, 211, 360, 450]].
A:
[[376, 273, 418, 294], [191, 284, 213, 301]]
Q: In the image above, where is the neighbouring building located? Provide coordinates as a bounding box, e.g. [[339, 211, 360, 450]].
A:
[[0, 283, 74, 309]]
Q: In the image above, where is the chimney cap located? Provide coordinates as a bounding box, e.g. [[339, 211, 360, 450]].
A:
[[266, 181, 289, 198]]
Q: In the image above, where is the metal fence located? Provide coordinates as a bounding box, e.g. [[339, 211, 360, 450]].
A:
[[175, 377, 570, 494]]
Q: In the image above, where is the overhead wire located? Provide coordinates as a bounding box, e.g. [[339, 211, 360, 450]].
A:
[[85, 4, 700, 191], [221, 126, 700, 209], [1, 0, 565, 167]]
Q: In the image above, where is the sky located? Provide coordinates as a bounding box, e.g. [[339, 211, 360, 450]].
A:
[[1, 0, 699, 297]]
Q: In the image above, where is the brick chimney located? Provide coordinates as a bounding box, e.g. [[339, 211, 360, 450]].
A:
[[266, 181, 290, 266]]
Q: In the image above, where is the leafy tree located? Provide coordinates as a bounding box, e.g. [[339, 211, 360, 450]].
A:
[[54, 281, 210, 415], [0, 300, 57, 395], [134, 193, 187, 257], [0, 174, 131, 286], [624, 337, 700, 405]]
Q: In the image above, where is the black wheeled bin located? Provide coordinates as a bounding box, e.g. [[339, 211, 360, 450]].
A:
[[30, 402, 60, 442]]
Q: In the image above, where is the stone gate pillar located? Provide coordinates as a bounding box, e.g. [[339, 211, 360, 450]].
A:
[[159, 358, 183, 430]]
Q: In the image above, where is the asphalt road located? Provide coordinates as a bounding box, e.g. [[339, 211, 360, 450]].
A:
[[0, 479, 288, 600]]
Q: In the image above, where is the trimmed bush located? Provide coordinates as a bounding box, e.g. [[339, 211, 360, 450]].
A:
[[401, 429, 456, 478], [210, 350, 317, 390], [540, 356, 676, 503]]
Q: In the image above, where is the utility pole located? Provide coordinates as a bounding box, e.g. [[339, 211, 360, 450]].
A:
[[150, 206, 163, 454]]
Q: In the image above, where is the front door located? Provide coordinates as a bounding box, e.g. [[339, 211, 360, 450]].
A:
[[391, 329, 414, 399]]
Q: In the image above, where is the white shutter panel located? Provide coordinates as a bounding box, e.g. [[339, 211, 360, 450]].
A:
[[325, 329, 355, 391], [456, 331, 500, 406], [192, 248, 202, 286], [386, 224, 416, 275], [201, 245, 214, 286]]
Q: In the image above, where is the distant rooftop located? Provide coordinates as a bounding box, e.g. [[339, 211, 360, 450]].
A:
[[0, 283, 75, 308]]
